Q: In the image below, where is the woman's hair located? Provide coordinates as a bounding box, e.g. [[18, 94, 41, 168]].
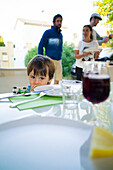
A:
[[27, 55, 55, 80], [83, 25, 93, 40]]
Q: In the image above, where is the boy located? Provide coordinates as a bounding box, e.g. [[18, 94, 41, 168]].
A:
[[27, 55, 55, 91]]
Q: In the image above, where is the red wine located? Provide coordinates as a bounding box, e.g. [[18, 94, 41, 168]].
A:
[[83, 74, 110, 104]]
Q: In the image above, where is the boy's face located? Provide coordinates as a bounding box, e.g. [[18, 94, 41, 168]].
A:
[[28, 70, 51, 91]]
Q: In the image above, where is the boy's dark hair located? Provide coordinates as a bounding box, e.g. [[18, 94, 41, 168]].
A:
[[27, 55, 55, 80], [83, 25, 93, 40], [53, 14, 63, 23]]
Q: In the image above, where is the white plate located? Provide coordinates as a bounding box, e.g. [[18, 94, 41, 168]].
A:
[[34, 85, 62, 97], [84, 48, 102, 52], [34, 85, 54, 92], [0, 116, 93, 170]]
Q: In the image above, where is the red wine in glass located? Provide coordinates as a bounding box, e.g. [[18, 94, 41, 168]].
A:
[[83, 74, 110, 104]]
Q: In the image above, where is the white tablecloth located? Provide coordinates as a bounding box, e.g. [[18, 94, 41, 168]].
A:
[[0, 93, 113, 170]]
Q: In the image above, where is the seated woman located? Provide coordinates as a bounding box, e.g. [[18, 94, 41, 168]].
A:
[[27, 55, 55, 91], [75, 25, 100, 81]]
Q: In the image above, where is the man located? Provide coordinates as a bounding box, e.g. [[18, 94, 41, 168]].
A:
[[90, 13, 113, 46], [38, 14, 63, 84]]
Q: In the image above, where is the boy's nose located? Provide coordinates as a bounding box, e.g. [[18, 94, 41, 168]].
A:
[[35, 79, 40, 84]]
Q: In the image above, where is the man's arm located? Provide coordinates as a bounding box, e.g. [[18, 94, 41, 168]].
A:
[[95, 31, 112, 46], [61, 34, 63, 53], [95, 31, 104, 46], [38, 31, 48, 55]]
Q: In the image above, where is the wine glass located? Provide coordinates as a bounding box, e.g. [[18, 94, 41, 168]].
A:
[[82, 61, 110, 124]]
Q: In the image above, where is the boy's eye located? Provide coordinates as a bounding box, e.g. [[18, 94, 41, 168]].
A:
[[31, 76, 35, 79], [40, 77, 45, 80]]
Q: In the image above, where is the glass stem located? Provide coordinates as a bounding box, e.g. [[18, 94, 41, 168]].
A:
[[92, 104, 97, 121]]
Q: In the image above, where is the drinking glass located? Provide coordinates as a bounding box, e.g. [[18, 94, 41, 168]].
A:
[[61, 80, 82, 119], [82, 61, 110, 124]]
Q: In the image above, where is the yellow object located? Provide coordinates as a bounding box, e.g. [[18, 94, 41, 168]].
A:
[[0, 36, 3, 42], [90, 126, 113, 158]]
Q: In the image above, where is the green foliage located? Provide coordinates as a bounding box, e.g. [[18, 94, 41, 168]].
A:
[[24, 42, 75, 77], [62, 42, 75, 77], [24, 46, 38, 67], [0, 42, 5, 47], [93, 0, 113, 47], [24, 46, 46, 67], [0, 36, 5, 46], [93, 0, 113, 24]]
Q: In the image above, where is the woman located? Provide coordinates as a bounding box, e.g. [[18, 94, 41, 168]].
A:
[[75, 25, 100, 81]]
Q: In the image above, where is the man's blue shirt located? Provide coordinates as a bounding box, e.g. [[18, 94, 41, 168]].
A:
[[38, 26, 63, 60]]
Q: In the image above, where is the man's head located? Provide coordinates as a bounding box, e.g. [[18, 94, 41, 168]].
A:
[[53, 14, 63, 29], [90, 13, 102, 27]]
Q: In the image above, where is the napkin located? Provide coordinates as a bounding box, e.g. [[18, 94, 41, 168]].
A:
[[9, 93, 63, 111]]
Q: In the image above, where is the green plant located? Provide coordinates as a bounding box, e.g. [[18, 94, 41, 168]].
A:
[[24, 46, 38, 67], [62, 42, 75, 77], [0, 42, 5, 46], [93, 0, 113, 47], [0, 36, 5, 47]]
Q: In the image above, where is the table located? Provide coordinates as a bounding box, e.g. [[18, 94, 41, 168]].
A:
[[0, 93, 62, 124], [0, 90, 113, 131], [0, 88, 113, 170]]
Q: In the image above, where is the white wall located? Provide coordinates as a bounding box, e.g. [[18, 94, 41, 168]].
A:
[[13, 48, 28, 68]]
